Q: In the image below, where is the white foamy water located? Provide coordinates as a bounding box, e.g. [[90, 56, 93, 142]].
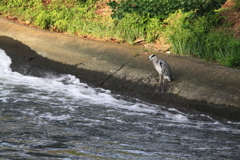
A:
[[1, 48, 240, 159], [0, 48, 157, 114]]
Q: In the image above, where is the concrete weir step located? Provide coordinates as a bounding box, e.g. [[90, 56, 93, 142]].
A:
[[0, 17, 240, 121]]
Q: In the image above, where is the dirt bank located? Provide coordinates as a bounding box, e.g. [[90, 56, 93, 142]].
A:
[[0, 18, 240, 121]]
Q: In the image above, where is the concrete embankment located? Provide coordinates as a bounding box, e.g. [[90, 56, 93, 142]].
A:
[[0, 17, 240, 121]]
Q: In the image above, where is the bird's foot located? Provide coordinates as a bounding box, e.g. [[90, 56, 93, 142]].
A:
[[151, 90, 158, 96], [152, 90, 164, 96]]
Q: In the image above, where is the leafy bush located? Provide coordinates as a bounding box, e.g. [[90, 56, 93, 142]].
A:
[[108, 0, 227, 19]]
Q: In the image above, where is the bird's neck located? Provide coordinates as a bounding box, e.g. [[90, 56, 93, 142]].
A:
[[152, 58, 158, 64]]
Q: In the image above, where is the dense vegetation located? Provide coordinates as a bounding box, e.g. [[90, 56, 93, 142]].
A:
[[0, 0, 239, 68], [108, 0, 226, 19]]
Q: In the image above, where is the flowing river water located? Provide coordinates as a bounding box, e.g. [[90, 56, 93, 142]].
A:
[[0, 48, 240, 160]]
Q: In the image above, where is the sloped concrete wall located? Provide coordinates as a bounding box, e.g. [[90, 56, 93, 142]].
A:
[[0, 18, 240, 120]]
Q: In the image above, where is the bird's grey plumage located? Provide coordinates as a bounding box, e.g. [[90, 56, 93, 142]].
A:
[[147, 54, 173, 93]]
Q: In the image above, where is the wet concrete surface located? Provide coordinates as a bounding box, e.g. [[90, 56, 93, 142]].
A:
[[0, 18, 240, 121]]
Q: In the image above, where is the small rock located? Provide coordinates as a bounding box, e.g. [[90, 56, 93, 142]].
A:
[[25, 20, 31, 25]]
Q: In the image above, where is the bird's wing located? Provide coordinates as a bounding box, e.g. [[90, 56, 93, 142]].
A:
[[159, 61, 166, 74], [160, 60, 173, 79]]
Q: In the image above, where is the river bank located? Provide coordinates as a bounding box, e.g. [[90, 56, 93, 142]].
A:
[[0, 17, 240, 121]]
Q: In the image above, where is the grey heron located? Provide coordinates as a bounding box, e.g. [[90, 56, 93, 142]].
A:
[[145, 54, 173, 93]]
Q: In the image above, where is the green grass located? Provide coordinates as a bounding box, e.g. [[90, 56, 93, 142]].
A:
[[0, 0, 239, 68], [0, 0, 164, 44]]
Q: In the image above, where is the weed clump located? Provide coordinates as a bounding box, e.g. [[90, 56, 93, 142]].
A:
[[164, 10, 240, 67]]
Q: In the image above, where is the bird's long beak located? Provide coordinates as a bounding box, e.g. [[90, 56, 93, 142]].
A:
[[145, 59, 150, 64]]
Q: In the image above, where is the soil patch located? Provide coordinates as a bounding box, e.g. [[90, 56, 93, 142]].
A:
[[220, 0, 240, 38]]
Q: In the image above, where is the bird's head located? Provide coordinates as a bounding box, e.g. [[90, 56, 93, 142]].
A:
[[145, 54, 156, 63]]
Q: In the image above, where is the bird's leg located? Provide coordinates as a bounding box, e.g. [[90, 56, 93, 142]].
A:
[[161, 79, 165, 93], [155, 74, 162, 93]]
